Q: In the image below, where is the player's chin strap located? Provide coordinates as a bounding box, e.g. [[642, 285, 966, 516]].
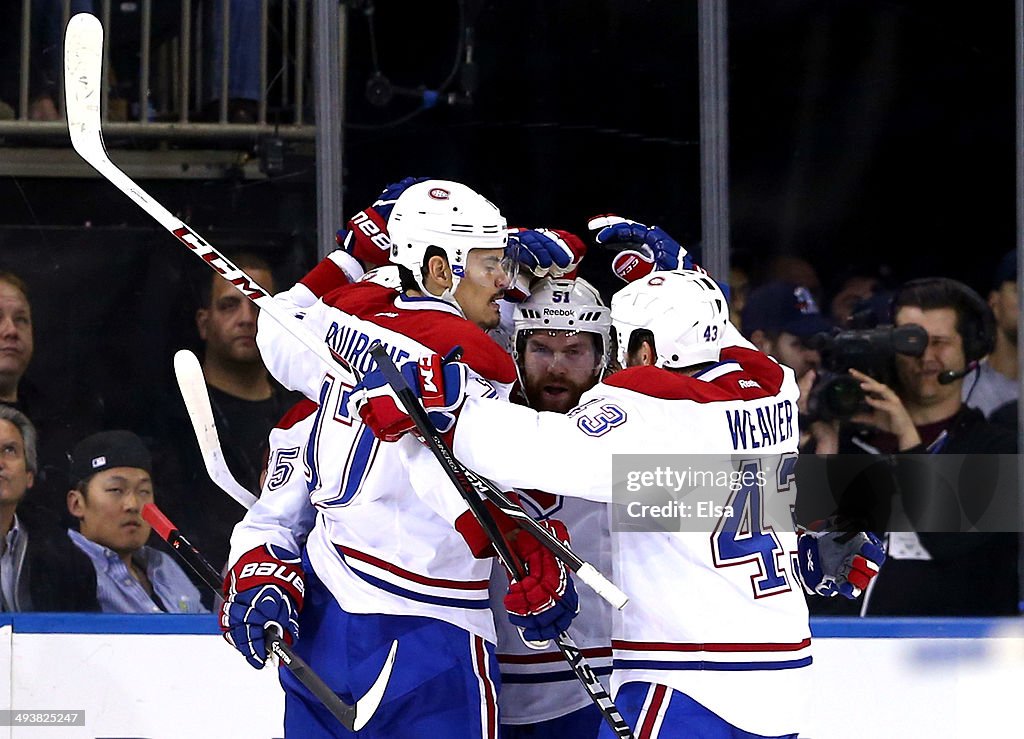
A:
[[170, 348, 396, 732]]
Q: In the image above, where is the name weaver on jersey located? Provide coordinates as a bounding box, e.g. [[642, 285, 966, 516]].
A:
[[354, 267, 886, 739], [725, 397, 796, 450]]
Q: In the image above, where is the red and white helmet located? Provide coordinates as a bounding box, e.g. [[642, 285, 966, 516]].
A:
[[387, 179, 510, 295], [610, 270, 728, 369], [512, 277, 612, 375]]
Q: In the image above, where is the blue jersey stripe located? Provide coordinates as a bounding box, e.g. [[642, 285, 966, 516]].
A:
[[614, 656, 812, 672], [501, 666, 613, 684], [350, 568, 491, 610]]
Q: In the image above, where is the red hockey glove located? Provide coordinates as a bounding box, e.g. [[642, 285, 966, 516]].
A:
[[504, 519, 579, 641], [221, 544, 305, 669], [336, 176, 429, 267], [351, 351, 469, 442]]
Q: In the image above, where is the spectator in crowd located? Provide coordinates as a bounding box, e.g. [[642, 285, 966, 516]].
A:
[[767, 254, 822, 302], [804, 277, 1018, 616], [156, 254, 298, 573], [963, 250, 1018, 422], [829, 270, 883, 328], [0, 405, 98, 612], [66, 430, 206, 613], [0, 272, 33, 405], [741, 281, 832, 381], [0, 271, 103, 514]]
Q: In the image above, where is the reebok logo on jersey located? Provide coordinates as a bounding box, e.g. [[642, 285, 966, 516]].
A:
[[805, 550, 815, 572], [738, 379, 762, 389], [375, 312, 399, 318]]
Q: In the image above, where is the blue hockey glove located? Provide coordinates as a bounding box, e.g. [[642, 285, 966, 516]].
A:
[[797, 528, 885, 599], [336, 176, 430, 266], [504, 519, 579, 641], [351, 349, 469, 442], [587, 215, 700, 282], [220, 544, 305, 669], [509, 228, 588, 280]]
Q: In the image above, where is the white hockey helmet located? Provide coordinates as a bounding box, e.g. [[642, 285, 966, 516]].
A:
[[512, 278, 612, 374], [610, 270, 729, 369], [387, 179, 510, 294]]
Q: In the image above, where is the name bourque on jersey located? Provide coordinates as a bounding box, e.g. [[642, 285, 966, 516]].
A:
[[453, 344, 809, 736], [251, 275, 519, 642]]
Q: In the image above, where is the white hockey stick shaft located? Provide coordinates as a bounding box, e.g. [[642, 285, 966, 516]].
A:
[[173, 350, 258, 509], [169, 354, 396, 734], [63, 13, 357, 388]]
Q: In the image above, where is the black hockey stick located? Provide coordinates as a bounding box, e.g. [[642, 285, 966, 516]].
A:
[[367, 345, 635, 739], [366, 345, 628, 611], [141, 503, 394, 733]]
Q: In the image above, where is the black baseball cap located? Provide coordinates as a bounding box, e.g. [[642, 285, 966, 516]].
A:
[[70, 430, 152, 485], [742, 281, 833, 339]]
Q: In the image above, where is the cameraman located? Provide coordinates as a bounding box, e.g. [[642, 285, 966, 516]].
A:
[[804, 277, 1018, 616]]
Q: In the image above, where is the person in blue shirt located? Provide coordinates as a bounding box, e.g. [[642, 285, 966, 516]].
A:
[[66, 430, 206, 614]]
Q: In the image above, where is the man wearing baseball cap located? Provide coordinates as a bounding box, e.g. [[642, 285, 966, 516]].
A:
[[963, 250, 1018, 422], [742, 281, 834, 379], [66, 430, 206, 614]]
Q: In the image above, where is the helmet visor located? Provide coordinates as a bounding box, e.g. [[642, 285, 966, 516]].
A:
[[460, 244, 518, 290]]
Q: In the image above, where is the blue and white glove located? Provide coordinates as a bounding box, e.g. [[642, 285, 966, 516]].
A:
[[220, 544, 305, 669], [503, 228, 588, 301], [797, 528, 885, 599], [587, 215, 700, 282], [510, 228, 587, 279], [336, 176, 430, 266], [351, 349, 469, 442], [504, 520, 579, 642]]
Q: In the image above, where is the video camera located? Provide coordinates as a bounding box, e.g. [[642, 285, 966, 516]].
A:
[[805, 324, 928, 422]]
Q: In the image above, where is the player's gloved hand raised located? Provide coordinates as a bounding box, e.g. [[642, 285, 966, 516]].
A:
[[504, 519, 579, 641], [336, 176, 429, 267], [351, 349, 469, 442], [221, 544, 305, 669], [510, 228, 587, 280], [587, 215, 702, 283], [797, 524, 885, 599]]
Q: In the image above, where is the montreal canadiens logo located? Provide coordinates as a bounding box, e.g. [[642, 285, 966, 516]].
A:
[[429, 188, 450, 200]]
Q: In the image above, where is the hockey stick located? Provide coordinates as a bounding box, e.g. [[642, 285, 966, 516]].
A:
[[63, 12, 358, 388], [170, 355, 398, 731], [368, 345, 635, 739], [173, 350, 258, 509], [140, 503, 395, 733]]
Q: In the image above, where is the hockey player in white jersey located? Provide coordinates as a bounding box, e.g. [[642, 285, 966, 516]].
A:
[[220, 179, 581, 738], [354, 264, 886, 738], [494, 277, 614, 739]]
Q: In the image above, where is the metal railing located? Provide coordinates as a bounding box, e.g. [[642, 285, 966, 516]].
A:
[[1, 0, 315, 141]]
